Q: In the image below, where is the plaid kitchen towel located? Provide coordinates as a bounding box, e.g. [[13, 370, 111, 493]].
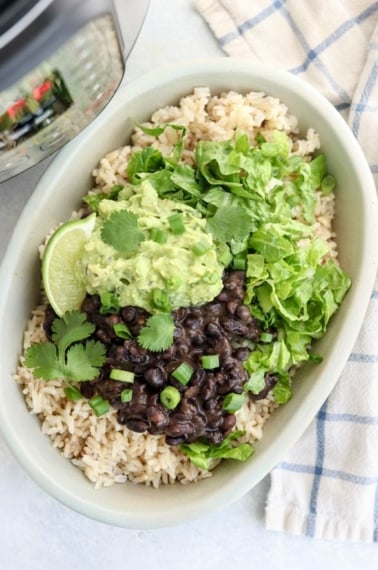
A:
[[195, 0, 378, 542]]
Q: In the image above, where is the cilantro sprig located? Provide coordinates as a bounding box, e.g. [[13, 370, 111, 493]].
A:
[[101, 210, 145, 254], [24, 311, 106, 382], [137, 313, 175, 352], [206, 206, 252, 243]]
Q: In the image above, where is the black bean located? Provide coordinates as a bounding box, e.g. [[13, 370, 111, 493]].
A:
[[205, 322, 222, 338], [222, 414, 236, 434], [144, 367, 166, 389], [80, 381, 96, 399], [185, 315, 202, 330], [226, 300, 239, 315], [74, 270, 273, 448], [235, 304, 252, 322], [190, 332, 206, 347], [205, 430, 224, 445], [121, 306, 137, 322], [206, 413, 223, 429], [165, 435, 188, 445], [125, 418, 150, 433], [221, 316, 249, 336], [146, 405, 169, 428], [165, 420, 194, 438], [234, 346, 250, 361]]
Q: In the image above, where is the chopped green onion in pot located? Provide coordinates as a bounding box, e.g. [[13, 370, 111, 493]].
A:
[[150, 228, 168, 244], [64, 385, 82, 402], [151, 288, 172, 312], [260, 332, 273, 343], [203, 271, 219, 284], [168, 213, 185, 235], [218, 246, 233, 267], [232, 255, 247, 270], [222, 392, 246, 413], [109, 369, 135, 383], [321, 174, 336, 195], [160, 386, 181, 410], [120, 389, 133, 403], [165, 276, 182, 291], [89, 395, 110, 417], [99, 291, 120, 314], [192, 240, 211, 256], [172, 362, 194, 385], [113, 322, 132, 339], [201, 354, 220, 369]]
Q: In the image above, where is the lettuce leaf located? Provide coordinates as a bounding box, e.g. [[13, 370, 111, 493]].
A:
[[180, 431, 254, 471], [120, 125, 351, 408]]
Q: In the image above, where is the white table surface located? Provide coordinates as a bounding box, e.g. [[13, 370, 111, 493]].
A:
[[1, 1, 377, 567]]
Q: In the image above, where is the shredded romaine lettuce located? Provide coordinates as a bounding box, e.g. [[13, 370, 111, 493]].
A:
[[120, 126, 351, 406], [180, 431, 254, 470], [83, 124, 351, 466]]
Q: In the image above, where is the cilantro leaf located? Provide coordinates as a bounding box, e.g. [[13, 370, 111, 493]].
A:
[[100, 210, 145, 254], [24, 311, 106, 385], [65, 340, 106, 381], [206, 206, 252, 243], [137, 313, 175, 352], [24, 343, 63, 380], [51, 311, 95, 354]]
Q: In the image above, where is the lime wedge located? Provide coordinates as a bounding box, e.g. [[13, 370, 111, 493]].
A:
[[42, 213, 96, 316]]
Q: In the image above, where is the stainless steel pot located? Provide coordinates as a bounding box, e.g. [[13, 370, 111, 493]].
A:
[[0, 0, 150, 181]]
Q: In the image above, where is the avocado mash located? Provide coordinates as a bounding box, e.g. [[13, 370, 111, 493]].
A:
[[81, 181, 224, 312]]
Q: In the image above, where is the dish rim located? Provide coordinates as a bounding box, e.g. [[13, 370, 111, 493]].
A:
[[0, 58, 377, 528]]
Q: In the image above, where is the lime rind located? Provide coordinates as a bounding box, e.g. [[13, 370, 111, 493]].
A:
[[42, 213, 96, 316]]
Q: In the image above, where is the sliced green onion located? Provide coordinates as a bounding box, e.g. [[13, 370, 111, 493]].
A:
[[64, 385, 82, 402], [201, 354, 220, 369], [99, 291, 120, 314], [150, 228, 168, 244], [89, 395, 110, 417], [160, 386, 181, 410], [113, 322, 132, 339], [151, 288, 172, 312], [222, 392, 246, 413], [203, 271, 219, 284], [232, 255, 247, 270], [172, 362, 194, 385], [321, 174, 336, 195], [120, 388, 133, 403], [165, 276, 182, 291], [260, 332, 273, 343], [168, 213, 185, 235], [192, 240, 211, 256], [110, 369, 135, 383], [218, 245, 233, 267]]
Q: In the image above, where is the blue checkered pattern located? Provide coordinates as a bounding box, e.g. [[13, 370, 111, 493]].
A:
[[267, 283, 378, 541], [195, 0, 378, 542]]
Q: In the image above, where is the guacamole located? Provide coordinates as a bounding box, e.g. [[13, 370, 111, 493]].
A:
[[81, 181, 224, 312]]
